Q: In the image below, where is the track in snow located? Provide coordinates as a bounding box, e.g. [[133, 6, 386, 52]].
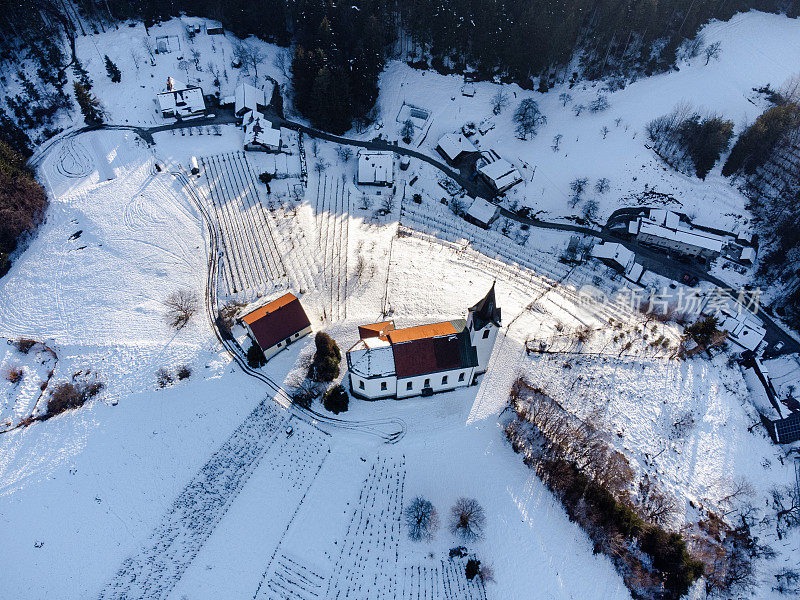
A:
[[97, 399, 289, 600]]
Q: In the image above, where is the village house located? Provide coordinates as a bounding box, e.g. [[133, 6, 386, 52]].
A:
[[242, 111, 281, 152], [347, 285, 501, 400], [464, 197, 499, 229], [156, 77, 206, 119], [357, 150, 394, 186], [436, 133, 477, 164], [234, 82, 269, 119], [240, 293, 312, 361], [629, 209, 727, 262], [591, 242, 644, 283], [477, 152, 522, 193], [699, 294, 766, 352]]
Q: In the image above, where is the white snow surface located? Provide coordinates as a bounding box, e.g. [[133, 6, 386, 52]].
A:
[[1, 11, 799, 600]]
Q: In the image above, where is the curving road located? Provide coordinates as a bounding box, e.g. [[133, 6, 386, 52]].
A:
[[175, 171, 406, 444], [29, 111, 799, 357]]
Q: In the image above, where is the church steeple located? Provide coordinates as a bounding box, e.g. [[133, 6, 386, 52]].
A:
[[468, 282, 501, 331]]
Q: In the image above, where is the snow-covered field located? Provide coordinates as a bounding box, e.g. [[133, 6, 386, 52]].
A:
[[1, 10, 799, 600]]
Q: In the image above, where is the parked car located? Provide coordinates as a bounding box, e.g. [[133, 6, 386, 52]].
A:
[[681, 272, 699, 287]]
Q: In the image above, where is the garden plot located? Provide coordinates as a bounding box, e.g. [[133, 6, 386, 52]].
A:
[[312, 174, 351, 322], [198, 152, 287, 296], [98, 399, 289, 600], [325, 453, 406, 600], [170, 419, 330, 600], [399, 558, 486, 600]]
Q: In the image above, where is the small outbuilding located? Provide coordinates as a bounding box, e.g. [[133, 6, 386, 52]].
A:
[[436, 133, 477, 164], [464, 197, 499, 229], [357, 150, 394, 186], [240, 293, 312, 361]]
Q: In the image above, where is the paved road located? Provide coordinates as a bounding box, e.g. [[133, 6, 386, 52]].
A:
[[28, 112, 799, 356]]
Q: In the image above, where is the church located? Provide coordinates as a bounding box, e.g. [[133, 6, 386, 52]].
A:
[[346, 284, 501, 400]]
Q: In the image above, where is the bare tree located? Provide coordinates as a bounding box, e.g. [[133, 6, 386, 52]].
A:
[[234, 42, 266, 78], [164, 290, 199, 329], [704, 41, 721, 65], [491, 89, 509, 115], [404, 497, 440, 541], [558, 92, 572, 107], [450, 497, 486, 540], [336, 147, 353, 162], [551, 134, 562, 152], [273, 49, 290, 79], [513, 98, 546, 139], [636, 475, 678, 526], [478, 564, 495, 583]]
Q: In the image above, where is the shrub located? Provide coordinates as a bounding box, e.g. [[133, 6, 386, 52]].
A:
[[47, 377, 103, 416], [15, 338, 38, 353], [4, 365, 23, 384], [247, 343, 266, 368], [323, 384, 349, 414], [156, 367, 173, 388], [176, 365, 192, 380], [465, 559, 481, 580], [0, 142, 48, 259], [309, 332, 341, 382]]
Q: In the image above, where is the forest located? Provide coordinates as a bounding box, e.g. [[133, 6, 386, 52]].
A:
[[3, 0, 798, 141]]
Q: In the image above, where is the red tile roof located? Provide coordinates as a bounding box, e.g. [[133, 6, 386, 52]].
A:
[[242, 293, 311, 350], [386, 322, 458, 344], [358, 320, 396, 339]]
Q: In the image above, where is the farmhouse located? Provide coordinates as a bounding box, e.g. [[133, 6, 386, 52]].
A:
[[464, 197, 499, 229], [699, 295, 766, 352], [156, 77, 205, 119], [234, 82, 268, 118], [242, 111, 281, 152], [347, 285, 501, 400], [477, 154, 522, 193], [436, 133, 477, 163], [240, 293, 312, 361], [630, 209, 727, 262], [357, 150, 394, 186]]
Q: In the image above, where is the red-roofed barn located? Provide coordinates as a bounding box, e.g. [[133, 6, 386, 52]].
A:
[[240, 293, 312, 361]]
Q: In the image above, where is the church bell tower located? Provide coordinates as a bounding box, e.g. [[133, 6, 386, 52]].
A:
[[467, 282, 502, 373]]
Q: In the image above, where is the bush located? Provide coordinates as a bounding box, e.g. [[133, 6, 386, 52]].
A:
[[247, 343, 266, 368], [4, 365, 23, 384], [156, 367, 173, 388], [309, 332, 341, 382], [15, 338, 38, 354], [47, 377, 103, 416], [323, 384, 349, 414], [723, 103, 800, 176], [0, 142, 48, 259], [465, 559, 481, 580], [176, 365, 192, 380]]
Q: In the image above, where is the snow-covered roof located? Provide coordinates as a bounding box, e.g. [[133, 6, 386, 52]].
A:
[[591, 242, 635, 269], [702, 296, 766, 352], [740, 246, 756, 262], [436, 133, 477, 161], [638, 221, 725, 253], [157, 78, 205, 116], [347, 338, 396, 378], [234, 83, 267, 116], [625, 262, 644, 282], [357, 151, 393, 184], [243, 111, 280, 149], [466, 198, 498, 226], [478, 158, 522, 190]]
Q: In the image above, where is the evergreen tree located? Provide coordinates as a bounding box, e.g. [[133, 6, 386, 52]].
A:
[[0, 110, 32, 156], [73, 82, 104, 124], [72, 59, 93, 90], [104, 55, 121, 83], [723, 104, 800, 176]]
